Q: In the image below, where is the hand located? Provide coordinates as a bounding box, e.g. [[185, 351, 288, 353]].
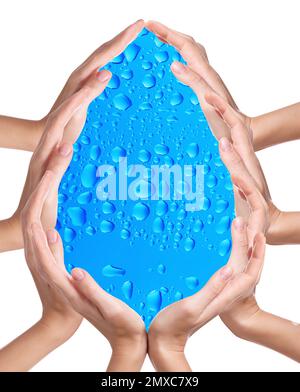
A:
[[1, 20, 144, 252], [24, 173, 147, 372], [148, 139, 267, 372]]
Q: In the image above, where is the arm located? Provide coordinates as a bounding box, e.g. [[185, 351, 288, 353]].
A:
[[222, 297, 300, 363], [251, 103, 300, 151], [0, 115, 43, 151]]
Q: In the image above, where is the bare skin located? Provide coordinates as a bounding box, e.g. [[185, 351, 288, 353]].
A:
[[0, 20, 144, 253]]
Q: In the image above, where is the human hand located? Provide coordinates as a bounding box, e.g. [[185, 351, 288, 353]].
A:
[[148, 138, 267, 371], [24, 172, 147, 372]]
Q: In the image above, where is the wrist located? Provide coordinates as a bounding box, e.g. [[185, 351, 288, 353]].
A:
[[148, 342, 191, 372], [221, 297, 263, 340], [0, 215, 23, 252], [39, 312, 82, 346], [108, 336, 147, 372]]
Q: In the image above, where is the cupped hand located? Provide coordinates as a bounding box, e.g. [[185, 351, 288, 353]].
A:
[[148, 139, 267, 371], [24, 171, 147, 371]]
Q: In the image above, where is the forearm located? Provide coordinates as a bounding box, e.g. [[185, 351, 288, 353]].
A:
[[231, 310, 300, 363], [268, 211, 300, 245], [149, 345, 192, 372], [0, 319, 68, 371], [0, 115, 43, 152], [251, 102, 300, 151], [107, 339, 147, 372], [0, 216, 23, 253]]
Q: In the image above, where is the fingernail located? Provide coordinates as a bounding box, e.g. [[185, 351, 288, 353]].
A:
[[220, 137, 232, 152], [234, 217, 245, 232], [72, 268, 85, 281], [220, 266, 233, 281], [171, 61, 186, 74], [97, 70, 111, 82], [46, 229, 58, 244], [58, 143, 72, 157]]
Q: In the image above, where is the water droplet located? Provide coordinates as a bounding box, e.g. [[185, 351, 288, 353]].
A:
[[138, 149, 151, 163], [154, 51, 169, 63], [107, 74, 120, 89], [132, 202, 150, 221], [184, 237, 195, 252], [121, 69, 133, 80], [77, 191, 92, 205], [207, 175, 218, 188], [177, 209, 187, 221], [124, 43, 141, 62], [185, 276, 199, 289], [157, 264, 166, 274], [160, 287, 169, 294], [202, 197, 211, 211], [102, 265, 126, 278], [90, 145, 101, 161], [102, 201, 116, 214], [100, 220, 115, 233], [111, 53, 124, 63], [154, 36, 165, 47], [190, 93, 199, 105], [142, 74, 156, 89], [193, 219, 204, 233], [154, 144, 169, 156], [65, 245, 74, 253], [67, 207, 87, 226], [215, 199, 229, 213], [64, 227, 76, 243], [58, 193, 68, 204], [146, 290, 162, 313], [111, 146, 127, 163], [219, 239, 232, 256], [120, 229, 131, 240], [86, 225, 96, 236], [122, 281, 133, 299], [174, 291, 183, 301], [186, 143, 199, 159], [170, 92, 184, 106], [113, 94, 132, 111], [139, 102, 152, 111], [204, 151, 212, 162], [142, 61, 153, 70], [216, 216, 231, 234], [81, 135, 90, 145], [153, 217, 165, 233], [81, 164, 97, 188], [156, 200, 168, 217], [174, 232, 182, 242], [225, 178, 233, 191]]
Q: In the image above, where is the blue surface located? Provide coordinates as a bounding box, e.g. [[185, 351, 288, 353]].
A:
[[57, 28, 234, 329]]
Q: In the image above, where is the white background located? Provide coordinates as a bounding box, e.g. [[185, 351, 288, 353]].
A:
[[0, 0, 299, 372]]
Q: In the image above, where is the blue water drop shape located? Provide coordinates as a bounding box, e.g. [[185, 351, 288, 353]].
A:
[[102, 264, 126, 278], [121, 69, 133, 80], [216, 216, 231, 234], [90, 145, 101, 161], [185, 276, 199, 290], [174, 291, 183, 301], [120, 229, 131, 240], [86, 225, 96, 236], [113, 94, 132, 111], [111, 146, 127, 163], [81, 164, 97, 188], [219, 239, 232, 256], [153, 217, 165, 233], [138, 149, 151, 163], [146, 290, 162, 313], [193, 219, 204, 233], [132, 202, 150, 221], [122, 281, 133, 299], [77, 191, 92, 205], [170, 92, 184, 106], [156, 200, 168, 217], [186, 143, 199, 159], [107, 74, 120, 89], [154, 143, 169, 156], [64, 227, 76, 243], [142, 61, 152, 70], [111, 53, 124, 64], [154, 51, 169, 63], [124, 43, 141, 62], [100, 220, 115, 233], [102, 201, 116, 214], [184, 237, 195, 252], [157, 264, 166, 274], [67, 207, 87, 226], [207, 174, 218, 188], [143, 74, 156, 89], [215, 199, 229, 213]]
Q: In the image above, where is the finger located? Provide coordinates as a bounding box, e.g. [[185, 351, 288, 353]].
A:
[[191, 265, 233, 311], [146, 21, 236, 107], [75, 20, 144, 81], [71, 268, 124, 317], [22, 171, 54, 226], [62, 70, 112, 145], [171, 62, 231, 140], [227, 217, 249, 274], [205, 91, 241, 128], [246, 233, 266, 279], [31, 223, 83, 301], [46, 229, 64, 266]]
